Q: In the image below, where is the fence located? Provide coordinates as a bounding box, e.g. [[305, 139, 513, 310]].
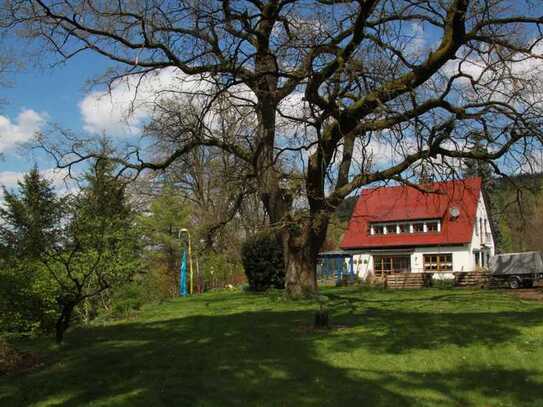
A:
[[383, 271, 498, 289]]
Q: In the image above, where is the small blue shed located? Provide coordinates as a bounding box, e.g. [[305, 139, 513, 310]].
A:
[[317, 250, 355, 282]]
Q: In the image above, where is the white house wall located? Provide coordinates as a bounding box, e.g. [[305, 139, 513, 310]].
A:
[[343, 191, 499, 281], [350, 243, 482, 280], [467, 192, 495, 268]]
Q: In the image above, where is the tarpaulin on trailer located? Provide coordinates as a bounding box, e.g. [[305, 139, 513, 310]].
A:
[[490, 252, 543, 276]]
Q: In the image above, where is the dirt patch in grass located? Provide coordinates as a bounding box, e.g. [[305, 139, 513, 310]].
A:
[[0, 339, 41, 376], [509, 288, 543, 302]]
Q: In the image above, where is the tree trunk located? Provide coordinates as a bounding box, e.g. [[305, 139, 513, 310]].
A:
[[284, 245, 318, 297], [283, 212, 331, 298], [252, 48, 332, 297], [55, 303, 74, 344]]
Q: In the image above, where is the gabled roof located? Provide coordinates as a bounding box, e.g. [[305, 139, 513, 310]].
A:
[[340, 177, 482, 249]]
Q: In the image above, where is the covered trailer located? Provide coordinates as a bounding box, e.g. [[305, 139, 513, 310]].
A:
[[489, 251, 543, 288]]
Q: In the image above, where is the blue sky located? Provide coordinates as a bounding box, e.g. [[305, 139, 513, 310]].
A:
[[0, 44, 165, 196], [0, 50, 109, 179]]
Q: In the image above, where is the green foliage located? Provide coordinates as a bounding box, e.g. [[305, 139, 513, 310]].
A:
[[0, 169, 61, 335], [491, 175, 543, 253], [0, 161, 143, 342], [431, 278, 455, 289], [44, 161, 143, 341], [0, 166, 62, 259], [138, 185, 191, 297], [241, 232, 284, 291], [0, 260, 58, 334], [109, 282, 151, 319], [199, 251, 245, 290]]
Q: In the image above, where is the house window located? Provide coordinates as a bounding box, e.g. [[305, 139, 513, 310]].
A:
[[399, 224, 409, 233], [413, 222, 424, 233], [426, 221, 439, 232], [373, 255, 411, 276], [423, 254, 453, 272], [373, 225, 384, 235], [475, 217, 479, 236]]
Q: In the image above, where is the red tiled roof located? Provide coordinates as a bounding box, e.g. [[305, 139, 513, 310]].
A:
[[340, 177, 482, 249]]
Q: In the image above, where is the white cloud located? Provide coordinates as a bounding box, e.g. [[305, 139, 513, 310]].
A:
[[0, 109, 46, 153], [79, 67, 219, 136], [0, 170, 23, 191], [404, 22, 427, 60], [442, 41, 543, 108]]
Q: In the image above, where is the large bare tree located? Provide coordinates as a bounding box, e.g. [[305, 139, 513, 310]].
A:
[[3, 0, 543, 296]]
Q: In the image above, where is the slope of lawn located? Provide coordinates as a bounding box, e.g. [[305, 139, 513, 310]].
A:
[[2, 287, 543, 406]]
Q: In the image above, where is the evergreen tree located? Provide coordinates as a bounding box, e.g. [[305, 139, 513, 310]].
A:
[[44, 159, 142, 343], [0, 167, 61, 334], [0, 166, 62, 259]]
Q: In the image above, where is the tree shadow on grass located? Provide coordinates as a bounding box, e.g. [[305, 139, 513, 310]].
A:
[[325, 287, 510, 307], [330, 307, 543, 354], [1, 306, 543, 406]]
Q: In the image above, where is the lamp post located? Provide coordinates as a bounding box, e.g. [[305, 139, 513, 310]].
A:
[[179, 228, 193, 295]]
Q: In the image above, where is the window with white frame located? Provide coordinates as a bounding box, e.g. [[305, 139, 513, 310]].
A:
[[426, 221, 439, 232], [369, 220, 441, 236], [423, 254, 453, 272]]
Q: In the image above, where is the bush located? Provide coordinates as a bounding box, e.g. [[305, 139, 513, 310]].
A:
[[0, 261, 58, 335], [432, 277, 455, 289], [109, 277, 161, 319], [241, 233, 285, 291]]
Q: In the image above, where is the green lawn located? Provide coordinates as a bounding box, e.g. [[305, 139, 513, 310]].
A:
[[2, 287, 543, 406]]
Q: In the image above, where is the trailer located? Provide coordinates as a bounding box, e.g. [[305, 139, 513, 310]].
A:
[[489, 251, 543, 289]]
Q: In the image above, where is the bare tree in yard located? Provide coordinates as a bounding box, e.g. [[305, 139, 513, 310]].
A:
[[146, 99, 266, 249], [4, 0, 543, 296]]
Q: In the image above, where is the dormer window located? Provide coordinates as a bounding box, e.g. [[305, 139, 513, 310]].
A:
[[413, 222, 424, 233], [373, 225, 384, 235], [369, 219, 441, 236]]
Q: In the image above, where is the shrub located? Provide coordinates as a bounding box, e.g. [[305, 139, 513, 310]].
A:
[[241, 233, 285, 291], [109, 277, 161, 319], [0, 261, 58, 335], [432, 277, 455, 289]]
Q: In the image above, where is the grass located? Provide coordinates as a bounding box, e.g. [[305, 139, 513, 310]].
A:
[[2, 287, 543, 406]]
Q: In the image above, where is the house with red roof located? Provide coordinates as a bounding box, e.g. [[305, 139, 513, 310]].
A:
[[338, 177, 495, 280]]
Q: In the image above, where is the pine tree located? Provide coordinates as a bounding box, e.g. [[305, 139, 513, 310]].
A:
[[0, 166, 61, 259]]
